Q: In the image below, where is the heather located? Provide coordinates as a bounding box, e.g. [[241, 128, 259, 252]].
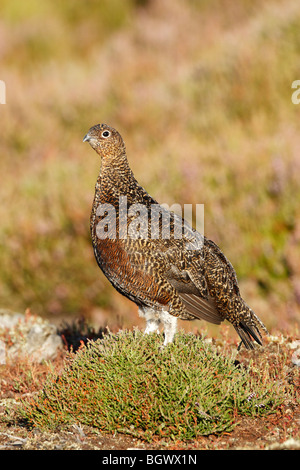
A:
[[18, 330, 294, 441]]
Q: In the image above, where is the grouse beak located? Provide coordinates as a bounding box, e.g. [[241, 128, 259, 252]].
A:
[[83, 130, 99, 150], [83, 133, 90, 143]]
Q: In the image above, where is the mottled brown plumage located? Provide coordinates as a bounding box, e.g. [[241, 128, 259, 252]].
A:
[[83, 123, 268, 349]]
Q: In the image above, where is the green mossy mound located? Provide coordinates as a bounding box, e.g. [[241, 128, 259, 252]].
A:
[[19, 330, 284, 440]]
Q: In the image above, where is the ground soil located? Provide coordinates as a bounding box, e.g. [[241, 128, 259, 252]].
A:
[[0, 401, 299, 450]]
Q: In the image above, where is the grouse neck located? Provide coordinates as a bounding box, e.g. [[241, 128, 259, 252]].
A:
[[98, 152, 138, 201]]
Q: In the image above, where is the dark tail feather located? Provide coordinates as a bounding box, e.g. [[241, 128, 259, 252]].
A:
[[235, 321, 263, 350]]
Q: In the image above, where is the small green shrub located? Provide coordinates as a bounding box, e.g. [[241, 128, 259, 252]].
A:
[[19, 330, 286, 440]]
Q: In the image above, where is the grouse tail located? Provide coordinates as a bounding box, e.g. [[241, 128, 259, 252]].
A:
[[234, 306, 268, 350]]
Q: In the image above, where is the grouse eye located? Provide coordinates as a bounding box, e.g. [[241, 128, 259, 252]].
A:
[[101, 130, 110, 138]]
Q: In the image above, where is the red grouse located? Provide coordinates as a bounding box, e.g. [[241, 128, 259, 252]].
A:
[[83, 123, 268, 348]]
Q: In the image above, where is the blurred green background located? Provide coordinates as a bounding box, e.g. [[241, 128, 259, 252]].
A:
[[1, 0, 300, 334]]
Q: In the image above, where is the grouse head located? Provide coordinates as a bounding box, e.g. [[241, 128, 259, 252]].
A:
[[83, 123, 125, 159]]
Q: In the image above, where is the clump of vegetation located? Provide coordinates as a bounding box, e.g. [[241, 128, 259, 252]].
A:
[[19, 331, 290, 441]]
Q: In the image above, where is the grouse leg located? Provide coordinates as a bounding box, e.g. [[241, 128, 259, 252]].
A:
[[160, 310, 178, 346], [138, 306, 160, 335]]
